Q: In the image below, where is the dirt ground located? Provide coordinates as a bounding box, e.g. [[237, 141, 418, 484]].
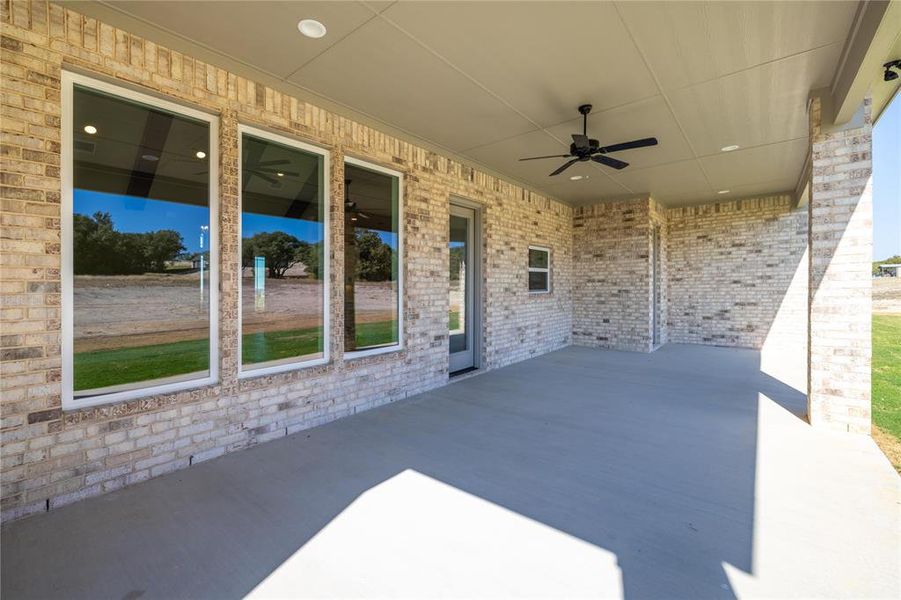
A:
[[873, 426, 901, 474], [74, 273, 396, 352], [873, 277, 901, 315]]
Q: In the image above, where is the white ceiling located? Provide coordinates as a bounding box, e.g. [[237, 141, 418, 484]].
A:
[[72, 1, 861, 207]]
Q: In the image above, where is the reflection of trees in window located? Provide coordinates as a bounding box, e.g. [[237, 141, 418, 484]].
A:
[[241, 231, 323, 279], [449, 245, 464, 283], [352, 230, 394, 281], [73, 211, 184, 275]]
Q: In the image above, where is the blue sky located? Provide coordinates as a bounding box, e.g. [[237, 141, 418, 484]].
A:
[[874, 92, 901, 261], [75, 189, 396, 251], [75, 190, 210, 253]]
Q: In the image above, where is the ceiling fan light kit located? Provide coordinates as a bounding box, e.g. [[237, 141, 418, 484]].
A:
[[519, 104, 659, 176]]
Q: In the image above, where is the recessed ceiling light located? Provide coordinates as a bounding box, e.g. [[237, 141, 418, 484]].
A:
[[720, 145, 740, 152], [569, 175, 588, 181], [141, 154, 159, 162], [277, 172, 284, 177], [717, 189, 730, 194], [195, 151, 206, 159], [297, 19, 327, 39], [83, 125, 97, 135]]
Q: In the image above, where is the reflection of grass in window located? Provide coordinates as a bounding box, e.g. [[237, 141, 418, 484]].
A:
[[242, 327, 322, 365], [74, 339, 209, 391], [448, 310, 460, 330], [355, 319, 398, 349], [74, 320, 401, 391]]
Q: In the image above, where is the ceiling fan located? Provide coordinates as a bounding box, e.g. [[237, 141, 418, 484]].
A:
[[192, 157, 300, 186], [519, 104, 658, 176]]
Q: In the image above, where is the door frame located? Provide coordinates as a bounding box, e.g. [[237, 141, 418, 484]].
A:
[[448, 197, 483, 374]]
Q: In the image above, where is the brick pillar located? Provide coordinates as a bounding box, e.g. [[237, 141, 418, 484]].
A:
[[807, 96, 873, 434]]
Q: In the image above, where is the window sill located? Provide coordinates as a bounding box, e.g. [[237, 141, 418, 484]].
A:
[[238, 356, 329, 380], [63, 375, 218, 412], [344, 344, 403, 360]]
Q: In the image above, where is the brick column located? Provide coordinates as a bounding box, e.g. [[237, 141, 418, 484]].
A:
[[807, 96, 873, 434]]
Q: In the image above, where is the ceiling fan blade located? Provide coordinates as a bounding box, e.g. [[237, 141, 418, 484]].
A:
[[358, 212, 371, 220], [255, 159, 291, 166], [550, 158, 579, 176], [257, 168, 300, 177], [519, 154, 572, 161], [591, 155, 629, 170], [598, 137, 658, 154], [250, 171, 280, 185], [572, 134, 590, 150]]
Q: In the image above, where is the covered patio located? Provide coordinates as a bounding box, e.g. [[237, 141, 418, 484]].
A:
[[2, 345, 898, 599]]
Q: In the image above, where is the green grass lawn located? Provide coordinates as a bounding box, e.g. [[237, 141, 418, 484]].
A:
[[449, 310, 460, 330], [74, 320, 399, 391], [873, 314, 901, 439], [75, 338, 209, 391]]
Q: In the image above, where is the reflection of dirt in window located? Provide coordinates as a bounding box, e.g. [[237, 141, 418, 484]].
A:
[[73, 273, 210, 352]]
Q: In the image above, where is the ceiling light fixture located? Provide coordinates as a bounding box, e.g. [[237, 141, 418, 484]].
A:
[[297, 19, 327, 39], [720, 145, 740, 152], [277, 172, 284, 177], [83, 125, 97, 135], [141, 154, 159, 162], [569, 175, 584, 181], [717, 189, 730, 194], [195, 151, 206, 159], [883, 60, 901, 82]]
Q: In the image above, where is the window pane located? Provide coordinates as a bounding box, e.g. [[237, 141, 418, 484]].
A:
[[241, 134, 325, 368], [72, 86, 211, 396], [344, 163, 399, 352], [449, 214, 467, 353], [528, 248, 549, 269], [528, 271, 549, 292]]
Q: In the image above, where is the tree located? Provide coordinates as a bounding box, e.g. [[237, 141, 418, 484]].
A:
[[242, 231, 304, 279], [295, 241, 324, 280], [144, 230, 186, 272], [353, 230, 394, 281], [72, 211, 184, 275]]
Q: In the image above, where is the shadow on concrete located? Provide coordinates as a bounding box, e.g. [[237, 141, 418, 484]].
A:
[[1, 344, 807, 599]]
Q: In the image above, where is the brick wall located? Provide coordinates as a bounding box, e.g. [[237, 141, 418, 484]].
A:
[[664, 195, 809, 393], [0, 1, 572, 522], [807, 96, 872, 434], [572, 197, 655, 352], [666, 195, 808, 353]]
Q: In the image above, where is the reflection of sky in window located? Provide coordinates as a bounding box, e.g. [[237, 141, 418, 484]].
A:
[[242, 213, 323, 244], [75, 189, 398, 252], [74, 189, 209, 253]]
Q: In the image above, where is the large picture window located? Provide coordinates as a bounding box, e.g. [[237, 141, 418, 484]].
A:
[[343, 158, 402, 356], [239, 127, 329, 374], [62, 72, 218, 408]]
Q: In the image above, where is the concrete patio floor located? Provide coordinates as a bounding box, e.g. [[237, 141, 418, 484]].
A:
[[2, 344, 899, 599]]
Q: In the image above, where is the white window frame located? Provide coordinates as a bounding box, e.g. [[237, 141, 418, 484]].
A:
[[343, 156, 404, 360], [528, 245, 551, 294], [60, 71, 220, 410], [237, 125, 330, 378]]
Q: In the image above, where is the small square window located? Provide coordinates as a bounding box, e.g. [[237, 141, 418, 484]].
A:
[[528, 246, 551, 293]]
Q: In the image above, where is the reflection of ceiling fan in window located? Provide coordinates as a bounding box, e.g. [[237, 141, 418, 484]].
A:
[[344, 179, 370, 222], [243, 159, 298, 186], [191, 158, 300, 186]]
